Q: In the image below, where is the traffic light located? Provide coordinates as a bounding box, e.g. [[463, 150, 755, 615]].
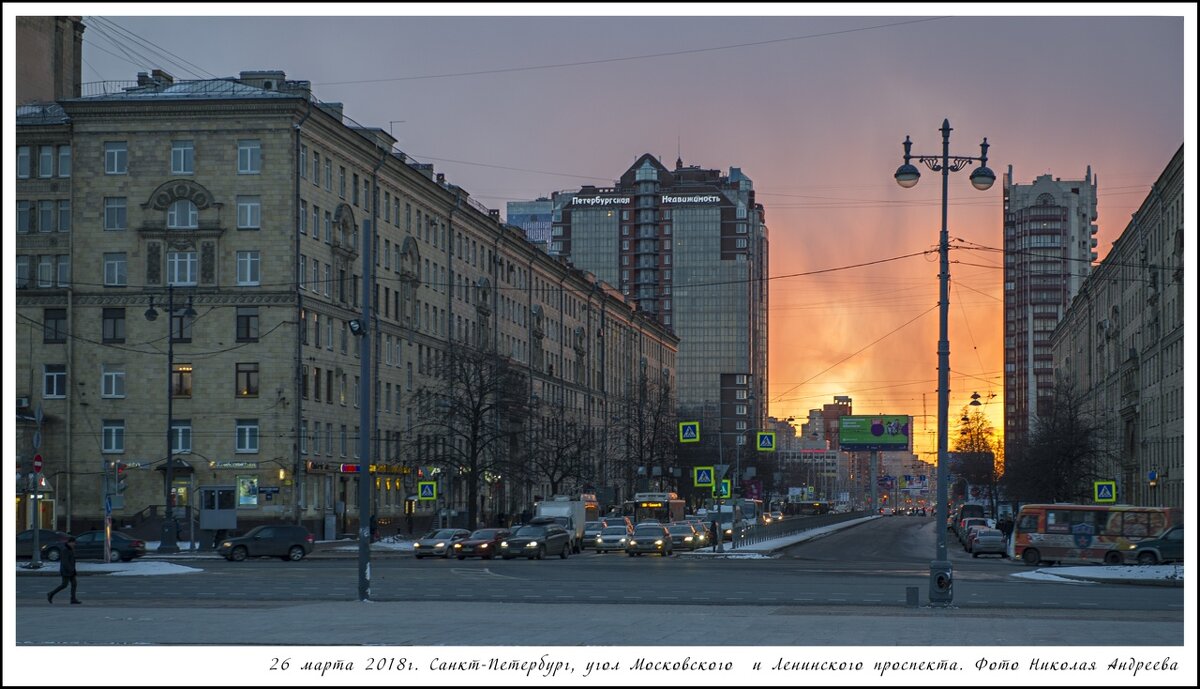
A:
[[929, 562, 953, 604], [115, 462, 128, 493]]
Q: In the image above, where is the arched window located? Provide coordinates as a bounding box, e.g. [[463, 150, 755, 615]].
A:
[[167, 199, 198, 229]]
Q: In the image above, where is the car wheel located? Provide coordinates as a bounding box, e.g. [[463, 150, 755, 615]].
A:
[[537, 546, 545, 560], [415, 554, 423, 559], [1021, 548, 1040, 566], [502, 555, 514, 560], [230, 546, 248, 562], [972, 552, 979, 558], [287, 546, 305, 561], [109, 550, 122, 563], [1103, 551, 1123, 565], [45, 548, 61, 562], [627, 552, 634, 557], [560, 544, 569, 559], [1137, 551, 1159, 565], [457, 555, 466, 560]]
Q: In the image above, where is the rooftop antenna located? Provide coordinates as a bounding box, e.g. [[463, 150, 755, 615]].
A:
[[389, 120, 406, 136]]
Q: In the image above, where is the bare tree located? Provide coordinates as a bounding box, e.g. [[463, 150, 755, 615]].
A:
[[527, 392, 591, 496], [411, 345, 529, 529], [1003, 377, 1107, 503], [613, 365, 677, 499]]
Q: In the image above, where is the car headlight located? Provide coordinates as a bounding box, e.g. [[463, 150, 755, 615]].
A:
[[413, 543, 421, 548], [595, 535, 603, 541], [435, 542, 445, 548], [526, 541, 538, 548], [479, 544, 488, 549], [629, 540, 637, 546], [654, 539, 663, 546], [684, 536, 692, 542], [500, 541, 509, 548], [453, 543, 462, 549], [220, 541, 232, 548], [619, 537, 627, 543]]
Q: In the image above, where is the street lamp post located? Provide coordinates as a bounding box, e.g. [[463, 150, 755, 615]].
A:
[[894, 119, 994, 605], [145, 283, 197, 553]]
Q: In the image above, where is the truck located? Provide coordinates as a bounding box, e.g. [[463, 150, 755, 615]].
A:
[[533, 494, 598, 553]]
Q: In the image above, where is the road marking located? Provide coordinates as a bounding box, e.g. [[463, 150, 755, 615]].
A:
[[828, 598, 846, 602], [863, 599, 881, 603], [1079, 602, 1099, 607]]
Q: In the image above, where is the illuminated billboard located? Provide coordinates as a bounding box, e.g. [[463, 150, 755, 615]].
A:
[[838, 415, 912, 451]]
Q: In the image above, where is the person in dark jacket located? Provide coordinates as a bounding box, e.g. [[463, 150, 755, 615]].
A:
[[47, 536, 80, 604]]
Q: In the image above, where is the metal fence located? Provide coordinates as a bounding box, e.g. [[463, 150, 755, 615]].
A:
[[729, 511, 868, 549]]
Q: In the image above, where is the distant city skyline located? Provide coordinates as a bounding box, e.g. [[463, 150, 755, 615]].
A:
[[8, 7, 1193, 459]]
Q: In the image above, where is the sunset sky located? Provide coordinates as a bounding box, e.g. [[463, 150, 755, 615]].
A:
[[27, 5, 1191, 460]]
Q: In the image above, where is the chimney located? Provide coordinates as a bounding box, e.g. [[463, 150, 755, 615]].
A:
[[136, 72, 151, 87], [151, 68, 174, 86], [436, 173, 445, 185]]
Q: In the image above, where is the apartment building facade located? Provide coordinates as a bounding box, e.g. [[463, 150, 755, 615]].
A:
[[1051, 145, 1183, 509], [15, 69, 676, 536]]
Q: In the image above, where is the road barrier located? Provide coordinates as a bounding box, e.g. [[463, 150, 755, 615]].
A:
[[731, 511, 868, 549]]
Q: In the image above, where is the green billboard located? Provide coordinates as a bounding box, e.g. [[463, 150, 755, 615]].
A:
[[838, 415, 912, 451]]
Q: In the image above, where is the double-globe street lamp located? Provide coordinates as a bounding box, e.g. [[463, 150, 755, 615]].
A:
[[144, 283, 197, 554], [893, 119, 994, 605]]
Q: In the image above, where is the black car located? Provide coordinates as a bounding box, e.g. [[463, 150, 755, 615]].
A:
[[498, 524, 571, 560], [218, 525, 315, 561], [43, 530, 146, 562], [16, 529, 72, 559]]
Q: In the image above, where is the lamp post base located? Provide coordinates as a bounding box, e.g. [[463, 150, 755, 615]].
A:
[[928, 559, 954, 605], [157, 519, 180, 553]]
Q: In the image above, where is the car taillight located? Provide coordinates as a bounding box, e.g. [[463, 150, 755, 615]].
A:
[[306, 535, 314, 543], [132, 541, 145, 547]]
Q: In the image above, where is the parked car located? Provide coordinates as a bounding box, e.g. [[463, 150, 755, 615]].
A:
[[593, 525, 633, 553], [667, 523, 702, 551], [1122, 526, 1184, 565], [582, 521, 605, 550], [452, 528, 510, 560], [219, 525, 314, 562], [45, 530, 146, 563], [413, 528, 471, 559], [16, 529, 71, 559], [626, 523, 673, 557], [969, 527, 1007, 557], [499, 524, 571, 560], [957, 517, 995, 546]]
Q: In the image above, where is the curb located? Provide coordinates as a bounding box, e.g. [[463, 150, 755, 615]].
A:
[[1048, 571, 1185, 588]]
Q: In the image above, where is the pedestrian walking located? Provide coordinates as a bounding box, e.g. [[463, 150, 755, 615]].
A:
[[47, 536, 80, 605]]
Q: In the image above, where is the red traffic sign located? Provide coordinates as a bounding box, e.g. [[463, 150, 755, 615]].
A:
[[32, 454, 43, 473]]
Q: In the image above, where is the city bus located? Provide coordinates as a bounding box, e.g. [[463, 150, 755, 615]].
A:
[[622, 492, 686, 525], [796, 501, 831, 516], [1012, 503, 1180, 566]]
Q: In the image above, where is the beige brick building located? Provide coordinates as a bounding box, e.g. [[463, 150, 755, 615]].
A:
[[16, 69, 676, 539]]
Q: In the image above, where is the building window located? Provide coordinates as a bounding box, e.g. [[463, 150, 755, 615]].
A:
[[44, 308, 66, 343], [340, 424, 348, 457], [58, 145, 71, 177], [235, 420, 259, 453], [104, 197, 127, 231], [299, 200, 307, 235], [171, 421, 192, 454], [238, 139, 261, 174], [102, 308, 126, 343], [167, 199, 198, 229], [103, 253, 127, 287], [44, 364, 67, 397], [102, 365, 126, 398], [236, 250, 261, 286], [172, 363, 193, 397], [17, 146, 31, 178], [236, 363, 259, 398], [171, 140, 194, 175], [16, 256, 30, 289], [325, 423, 333, 454], [324, 264, 332, 297], [352, 172, 359, 205], [339, 166, 346, 198], [56, 255, 70, 287], [58, 200, 71, 232], [324, 158, 332, 190], [105, 142, 128, 174], [167, 251, 198, 286], [237, 196, 261, 229], [102, 420, 125, 453], [38, 256, 54, 287], [300, 144, 308, 179], [735, 405, 747, 415], [39, 200, 55, 232], [17, 201, 32, 233], [236, 306, 259, 342], [324, 211, 332, 243], [39, 145, 54, 177], [299, 254, 307, 290], [171, 310, 194, 342]]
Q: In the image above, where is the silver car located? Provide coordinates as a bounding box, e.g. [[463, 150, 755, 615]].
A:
[[413, 528, 471, 559], [593, 525, 632, 553], [970, 527, 1007, 558]]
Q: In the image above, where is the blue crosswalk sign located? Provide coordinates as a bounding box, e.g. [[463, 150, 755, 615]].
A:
[[1094, 480, 1116, 503], [757, 432, 775, 451], [694, 466, 713, 487], [679, 421, 700, 443], [418, 481, 437, 500]]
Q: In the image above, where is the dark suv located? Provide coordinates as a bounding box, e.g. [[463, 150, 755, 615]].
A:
[[218, 525, 315, 562]]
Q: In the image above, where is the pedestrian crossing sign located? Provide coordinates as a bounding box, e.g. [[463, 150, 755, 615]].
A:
[[418, 481, 438, 500], [712, 479, 731, 498], [679, 421, 700, 443], [694, 466, 714, 487], [756, 431, 776, 451], [1093, 480, 1116, 504]]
